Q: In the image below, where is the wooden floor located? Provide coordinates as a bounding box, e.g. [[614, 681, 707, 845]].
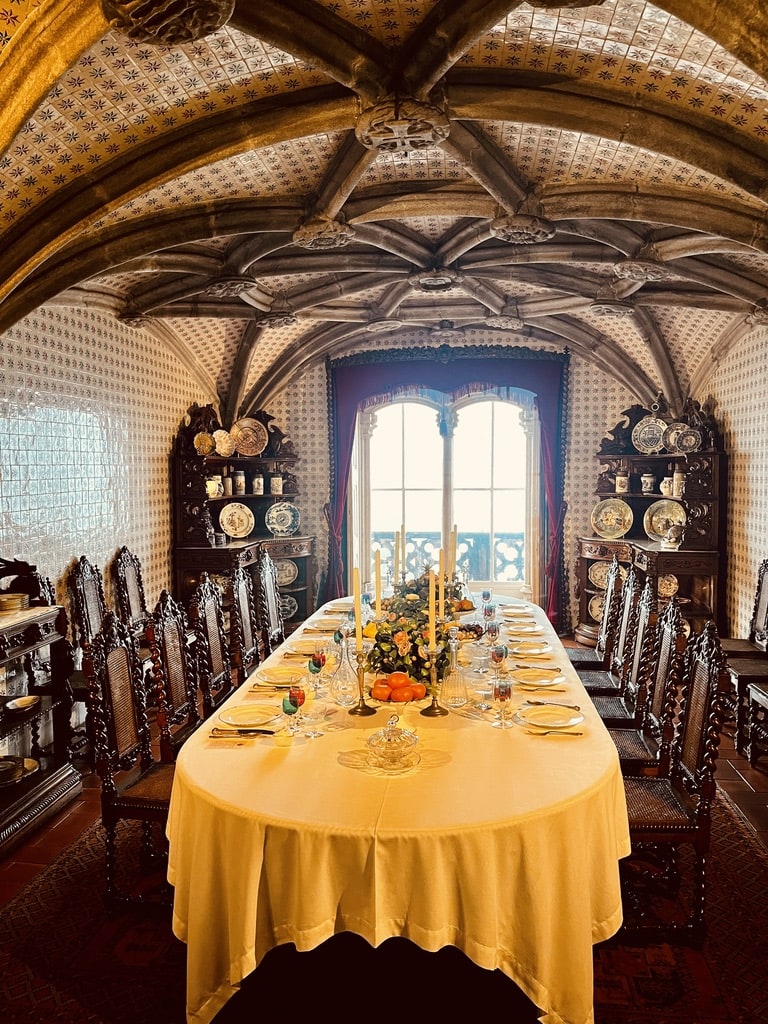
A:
[[1, 693, 767, 907]]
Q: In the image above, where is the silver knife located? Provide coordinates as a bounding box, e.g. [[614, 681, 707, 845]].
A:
[[523, 699, 581, 711], [210, 727, 277, 737]]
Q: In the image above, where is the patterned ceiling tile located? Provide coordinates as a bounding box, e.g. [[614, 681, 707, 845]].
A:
[[0, 0, 39, 49], [356, 147, 470, 190], [396, 215, 466, 242], [484, 122, 763, 208], [170, 317, 246, 394], [651, 305, 738, 393], [315, 0, 434, 46]]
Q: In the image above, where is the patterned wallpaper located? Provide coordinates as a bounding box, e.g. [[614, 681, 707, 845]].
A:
[[0, 304, 762, 649]]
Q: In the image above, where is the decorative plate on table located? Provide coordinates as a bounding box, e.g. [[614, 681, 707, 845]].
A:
[[193, 431, 215, 455], [0, 756, 39, 788], [213, 428, 236, 456], [510, 667, 566, 687], [265, 501, 300, 537], [675, 427, 702, 454], [632, 415, 667, 454], [590, 498, 633, 540], [514, 706, 584, 730], [662, 421, 688, 453], [657, 574, 679, 598], [230, 417, 269, 456], [219, 502, 255, 539], [504, 623, 543, 636], [643, 499, 686, 543], [280, 594, 299, 620], [509, 640, 552, 657], [5, 694, 40, 713], [273, 558, 299, 586], [217, 704, 282, 729], [588, 594, 605, 622], [587, 560, 625, 589], [286, 638, 324, 656], [253, 666, 302, 688]]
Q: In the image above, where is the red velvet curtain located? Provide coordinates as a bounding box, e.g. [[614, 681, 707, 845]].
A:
[[323, 346, 569, 627]]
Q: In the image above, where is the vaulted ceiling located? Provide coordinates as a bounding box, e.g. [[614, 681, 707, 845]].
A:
[[2, 0, 768, 422]]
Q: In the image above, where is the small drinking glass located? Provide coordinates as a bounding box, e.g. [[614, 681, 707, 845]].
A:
[[481, 587, 492, 605], [490, 642, 508, 677], [492, 676, 514, 729], [484, 618, 500, 646]]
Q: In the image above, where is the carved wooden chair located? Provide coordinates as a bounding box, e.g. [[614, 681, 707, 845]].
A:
[[568, 554, 623, 671], [145, 590, 201, 762], [608, 594, 687, 776], [618, 620, 730, 946], [577, 563, 641, 699], [721, 557, 768, 659], [252, 546, 286, 657], [83, 611, 175, 909], [228, 564, 262, 685], [110, 545, 150, 641], [746, 681, 768, 768], [68, 554, 108, 656], [188, 572, 234, 719]]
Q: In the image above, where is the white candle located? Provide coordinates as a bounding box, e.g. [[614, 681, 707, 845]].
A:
[[393, 531, 400, 580], [375, 550, 381, 611], [428, 570, 436, 649], [438, 549, 445, 619], [353, 567, 363, 653]]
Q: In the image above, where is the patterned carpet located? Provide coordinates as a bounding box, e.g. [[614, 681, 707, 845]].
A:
[[1, 791, 766, 1023]]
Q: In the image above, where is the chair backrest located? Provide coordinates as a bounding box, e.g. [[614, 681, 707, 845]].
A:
[[188, 572, 233, 718], [252, 546, 285, 655], [609, 565, 643, 684], [83, 610, 155, 787], [669, 621, 729, 814], [595, 555, 624, 661], [748, 558, 768, 650], [111, 545, 149, 636], [68, 555, 108, 650], [228, 564, 261, 683], [620, 577, 658, 709], [641, 594, 687, 772], [145, 589, 201, 761]]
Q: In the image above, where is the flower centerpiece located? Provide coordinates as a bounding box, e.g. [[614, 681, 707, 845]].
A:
[[364, 566, 476, 685]]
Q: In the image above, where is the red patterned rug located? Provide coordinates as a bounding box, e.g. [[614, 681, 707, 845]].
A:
[[0, 790, 766, 1023]]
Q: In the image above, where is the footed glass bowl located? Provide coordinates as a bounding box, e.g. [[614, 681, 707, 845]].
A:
[[366, 715, 418, 767]]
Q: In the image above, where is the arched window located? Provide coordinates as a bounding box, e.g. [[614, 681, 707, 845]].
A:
[[350, 393, 541, 601]]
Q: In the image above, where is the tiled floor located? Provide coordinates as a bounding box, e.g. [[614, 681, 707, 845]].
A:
[[1, 683, 767, 908]]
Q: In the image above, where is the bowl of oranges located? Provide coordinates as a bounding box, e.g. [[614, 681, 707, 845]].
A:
[[369, 671, 428, 704]]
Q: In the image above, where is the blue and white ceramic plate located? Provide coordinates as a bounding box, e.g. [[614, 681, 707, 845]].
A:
[[265, 501, 300, 536]]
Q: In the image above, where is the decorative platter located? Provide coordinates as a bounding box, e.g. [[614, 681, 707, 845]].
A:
[[218, 501, 255, 539], [213, 428, 236, 456], [643, 499, 686, 543], [0, 755, 40, 788], [662, 421, 688, 452], [5, 694, 41, 713], [632, 415, 667, 454], [273, 558, 299, 586], [230, 417, 269, 456], [265, 501, 300, 537], [657, 574, 679, 598], [590, 498, 633, 540], [588, 594, 605, 622], [193, 431, 215, 455], [280, 594, 299, 620], [676, 427, 702, 453], [587, 560, 628, 589]]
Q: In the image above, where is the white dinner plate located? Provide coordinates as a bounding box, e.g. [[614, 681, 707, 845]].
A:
[[504, 625, 543, 636], [501, 607, 534, 618], [510, 668, 566, 687], [217, 704, 282, 728], [286, 638, 325, 656], [509, 640, 552, 656], [324, 601, 353, 613], [515, 705, 584, 730], [253, 667, 303, 688]]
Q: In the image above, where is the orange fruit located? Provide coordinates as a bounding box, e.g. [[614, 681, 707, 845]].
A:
[[409, 682, 427, 699], [370, 680, 392, 701], [388, 671, 413, 688], [390, 685, 414, 702]]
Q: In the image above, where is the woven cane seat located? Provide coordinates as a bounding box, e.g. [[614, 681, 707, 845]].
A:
[[623, 777, 695, 829], [577, 669, 621, 693], [608, 728, 654, 761], [592, 695, 633, 720]]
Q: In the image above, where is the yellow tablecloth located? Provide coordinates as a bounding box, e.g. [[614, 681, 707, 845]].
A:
[[167, 602, 630, 1024]]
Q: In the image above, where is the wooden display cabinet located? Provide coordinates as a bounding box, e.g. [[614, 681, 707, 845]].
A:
[[575, 442, 726, 644], [171, 407, 315, 629], [0, 605, 82, 854]]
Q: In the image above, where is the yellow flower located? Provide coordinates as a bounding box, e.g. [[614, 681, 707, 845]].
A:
[[362, 621, 378, 638]]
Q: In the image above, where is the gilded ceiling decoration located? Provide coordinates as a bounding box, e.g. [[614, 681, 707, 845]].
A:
[[1, 0, 768, 421]]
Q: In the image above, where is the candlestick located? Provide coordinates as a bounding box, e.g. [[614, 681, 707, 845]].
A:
[[438, 549, 445, 619], [353, 567, 363, 653], [393, 531, 400, 581], [428, 570, 436, 649], [375, 550, 381, 612]]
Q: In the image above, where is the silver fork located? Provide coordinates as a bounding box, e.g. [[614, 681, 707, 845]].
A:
[[523, 699, 581, 711], [525, 729, 583, 737]]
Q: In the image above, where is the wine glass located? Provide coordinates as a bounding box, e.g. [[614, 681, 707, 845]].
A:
[[307, 642, 329, 696], [481, 587, 492, 605], [491, 676, 514, 729], [484, 617, 499, 647], [490, 642, 508, 678]]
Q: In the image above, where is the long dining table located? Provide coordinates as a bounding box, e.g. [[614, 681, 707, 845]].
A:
[[166, 597, 630, 1024]]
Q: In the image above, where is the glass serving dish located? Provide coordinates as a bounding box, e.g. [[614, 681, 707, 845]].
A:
[[366, 715, 419, 767]]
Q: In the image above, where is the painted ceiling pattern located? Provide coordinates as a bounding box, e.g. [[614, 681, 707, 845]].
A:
[[1, 0, 768, 421]]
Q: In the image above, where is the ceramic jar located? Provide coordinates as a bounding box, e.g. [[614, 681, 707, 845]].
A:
[[615, 472, 629, 494], [659, 476, 674, 496], [641, 473, 655, 493], [233, 470, 246, 495]]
